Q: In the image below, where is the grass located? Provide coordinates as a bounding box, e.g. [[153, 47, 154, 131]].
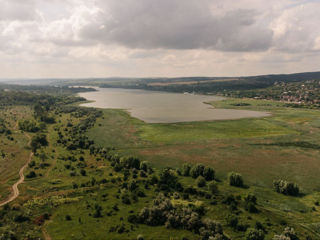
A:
[[0, 106, 33, 201], [87, 98, 320, 192], [1, 98, 320, 240]]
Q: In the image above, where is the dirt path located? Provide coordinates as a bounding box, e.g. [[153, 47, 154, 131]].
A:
[[42, 221, 52, 240], [0, 133, 33, 207]]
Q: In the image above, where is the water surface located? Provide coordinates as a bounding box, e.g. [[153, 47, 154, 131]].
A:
[[79, 88, 270, 123]]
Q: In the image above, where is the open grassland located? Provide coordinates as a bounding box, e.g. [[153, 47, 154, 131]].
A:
[[87, 98, 320, 193], [1, 98, 320, 240], [0, 106, 33, 201]]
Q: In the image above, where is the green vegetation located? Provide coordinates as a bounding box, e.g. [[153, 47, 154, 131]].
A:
[[0, 86, 320, 240]]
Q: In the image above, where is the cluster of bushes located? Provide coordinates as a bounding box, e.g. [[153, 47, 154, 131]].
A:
[[55, 108, 101, 151], [180, 164, 215, 181], [244, 194, 258, 213], [273, 180, 300, 196], [134, 194, 226, 240], [273, 227, 299, 240], [0, 118, 11, 136], [18, 120, 39, 132], [246, 228, 265, 240], [30, 134, 48, 153]]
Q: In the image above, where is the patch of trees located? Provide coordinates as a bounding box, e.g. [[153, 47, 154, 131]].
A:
[[228, 172, 244, 187], [273, 180, 300, 196], [244, 194, 258, 213], [18, 120, 39, 132], [0, 118, 11, 135], [55, 107, 102, 151], [31, 134, 48, 153], [135, 194, 227, 240], [179, 163, 215, 181]]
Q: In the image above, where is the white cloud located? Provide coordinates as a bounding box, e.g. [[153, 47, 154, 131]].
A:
[[0, 0, 319, 78]]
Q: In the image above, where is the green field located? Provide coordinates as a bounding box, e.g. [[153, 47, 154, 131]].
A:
[[87, 99, 320, 192], [1, 95, 320, 240]]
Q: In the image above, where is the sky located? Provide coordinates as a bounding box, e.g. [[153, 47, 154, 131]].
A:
[[0, 0, 320, 79]]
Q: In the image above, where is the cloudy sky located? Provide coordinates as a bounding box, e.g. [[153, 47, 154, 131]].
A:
[[0, 0, 320, 78]]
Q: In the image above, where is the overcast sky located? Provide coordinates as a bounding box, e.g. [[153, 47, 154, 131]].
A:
[[0, 0, 320, 78]]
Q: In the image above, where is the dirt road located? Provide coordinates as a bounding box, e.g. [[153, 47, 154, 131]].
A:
[[0, 133, 33, 207]]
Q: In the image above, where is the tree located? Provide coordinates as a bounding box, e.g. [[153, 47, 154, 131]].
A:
[[18, 120, 39, 132], [31, 134, 48, 153], [228, 172, 244, 187], [93, 204, 102, 218], [182, 164, 192, 176], [196, 176, 206, 188], [203, 167, 215, 181], [190, 164, 205, 178], [273, 180, 299, 196], [26, 171, 36, 178]]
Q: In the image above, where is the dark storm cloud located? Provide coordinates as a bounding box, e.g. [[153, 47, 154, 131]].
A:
[[80, 0, 273, 51]]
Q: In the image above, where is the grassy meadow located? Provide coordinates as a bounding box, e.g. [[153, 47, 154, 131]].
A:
[[87, 98, 320, 193], [1, 96, 320, 240]]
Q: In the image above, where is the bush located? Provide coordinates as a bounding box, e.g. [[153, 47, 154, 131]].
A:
[[244, 194, 258, 213], [196, 176, 206, 188], [227, 215, 238, 229], [158, 168, 179, 191], [121, 192, 131, 205], [203, 166, 215, 181], [246, 228, 265, 240], [80, 169, 86, 176], [228, 172, 244, 187], [273, 180, 299, 196], [273, 227, 299, 240], [190, 164, 205, 178], [182, 164, 191, 176], [31, 134, 48, 152], [18, 120, 39, 132], [208, 182, 218, 194], [26, 171, 36, 178]]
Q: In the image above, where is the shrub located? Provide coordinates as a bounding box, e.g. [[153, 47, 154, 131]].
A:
[[26, 171, 37, 178], [228, 172, 244, 187], [18, 120, 39, 132], [244, 194, 258, 213], [158, 168, 179, 191], [273, 180, 299, 196], [190, 164, 205, 178], [203, 167, 215, 181], [121, 192, 131, 205], [182, 164, 191, 176], [196, 176, 206, 188], [227, 215, 238, 229], [246, 228, 265, 240], [273, 227, 299, 240], [208, 182, 218, 194], [30, 134, 48, 152], [80, 169, 86, 176], [140, 161, 148, 172]]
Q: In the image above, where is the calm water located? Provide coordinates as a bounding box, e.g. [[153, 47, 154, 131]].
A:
[[79, 88, 270, 123]]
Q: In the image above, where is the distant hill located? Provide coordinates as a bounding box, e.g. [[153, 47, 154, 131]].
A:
[[2, 71, 320, 93]]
